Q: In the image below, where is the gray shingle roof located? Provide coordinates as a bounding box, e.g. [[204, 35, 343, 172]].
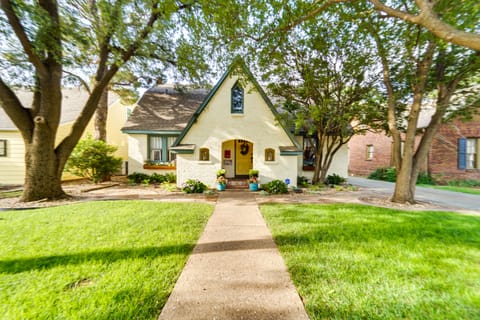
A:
[[122, 86, 209, 132], [0, 88, 118, 131]]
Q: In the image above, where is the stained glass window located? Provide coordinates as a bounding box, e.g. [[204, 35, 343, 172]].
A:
[[231, 82, 244, 114]]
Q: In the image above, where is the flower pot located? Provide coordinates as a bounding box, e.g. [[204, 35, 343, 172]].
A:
[[217, 183, 226, 191], [249, 183, 258, 191]]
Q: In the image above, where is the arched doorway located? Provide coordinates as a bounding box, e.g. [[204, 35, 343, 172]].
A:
[[221, 139, 253, 178]]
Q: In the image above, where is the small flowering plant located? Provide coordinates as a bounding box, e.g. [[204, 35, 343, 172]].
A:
[[216, 175, 228, 186], [181, 179, 208, 193], [248, 176, 259, 184], [216, 168, 226, 177]]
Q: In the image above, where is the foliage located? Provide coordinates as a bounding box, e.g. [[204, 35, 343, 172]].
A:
[[262, 179, 288, 194], [248, 169, 259, 177], [325, 174, 346, 186], [368, 167, 435, 185], [261, 203, 480, 319], [368, 167, 398, 182], [127, 172, 176, 185], [297, 176, 309, 188], [127, 172, 151, 184], [0, 201, 212, 319], [65, 136, 122, 183], [447, 179, 480, 187], [181, 179, 208, 194], [216, 168, 226, 177]]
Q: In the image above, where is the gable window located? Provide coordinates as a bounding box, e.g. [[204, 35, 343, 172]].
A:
[[0, 140, 6, 157], [148, 135, 177, 163], [265, 148, 275, 162], [231, 82, 244, 114], [366, 145, 374, 160], [199, 148, 210, 161]]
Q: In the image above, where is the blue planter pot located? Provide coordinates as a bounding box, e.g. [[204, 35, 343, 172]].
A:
[[217, 183, 226, 191], [249, 183, 258, 191]]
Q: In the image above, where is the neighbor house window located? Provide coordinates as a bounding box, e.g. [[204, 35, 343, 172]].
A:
[[303, 137, 316, 170], [466, 138, 478, 169], [231, 82, 244, 114], [265, 148, 275, 162], [0, 140, 6, 157], [199, 148, 210, 161], [148, 135, 177, 163], [458, 137, 479, 169], [366, 145, 374, 160]]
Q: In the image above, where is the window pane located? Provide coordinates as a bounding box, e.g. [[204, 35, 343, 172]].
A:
[[150, 136, 162, 149], [466, 138, 477, 169]]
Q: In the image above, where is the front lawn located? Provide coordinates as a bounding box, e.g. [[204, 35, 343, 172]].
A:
[[0, 201, 213, 319], [261, 204, 480, 320]]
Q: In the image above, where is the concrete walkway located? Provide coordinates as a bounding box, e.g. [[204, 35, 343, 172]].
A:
[[158, 191, 310, 320]]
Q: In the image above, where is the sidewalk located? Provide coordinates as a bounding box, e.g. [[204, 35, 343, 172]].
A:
[[158, 190, 310, 320]]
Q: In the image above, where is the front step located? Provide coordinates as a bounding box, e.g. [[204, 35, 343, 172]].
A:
[[227, 178, 248, 189]]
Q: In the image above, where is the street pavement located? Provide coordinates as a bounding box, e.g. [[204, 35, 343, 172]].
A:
[[348, 176, 480, 211]]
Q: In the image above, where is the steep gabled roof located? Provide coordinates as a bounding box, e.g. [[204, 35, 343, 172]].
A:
[[121, 86, 209, 134], [172, 58, 302, 150]]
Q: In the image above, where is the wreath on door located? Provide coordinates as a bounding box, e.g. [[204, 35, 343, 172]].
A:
[[240, 142, 249, 155]]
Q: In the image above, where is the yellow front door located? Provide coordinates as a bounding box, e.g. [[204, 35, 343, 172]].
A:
[[235, 140, 252, 176]]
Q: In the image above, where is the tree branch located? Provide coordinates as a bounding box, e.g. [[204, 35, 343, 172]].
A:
[[0, 0, 48, 76], [370, 0, 480, 51], [63, 70, 92, 93], [0, 77, 34, 139]]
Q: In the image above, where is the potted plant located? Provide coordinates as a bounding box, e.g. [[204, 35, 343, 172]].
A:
[[248, 169, 259, 191], [216, 175, 227, 191], [216, 168, 227, 191]]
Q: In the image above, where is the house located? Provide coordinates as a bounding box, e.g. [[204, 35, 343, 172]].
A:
[[349, 108, 480, 183], [0, 88, 130, 185], [122, 59, 348, 188]]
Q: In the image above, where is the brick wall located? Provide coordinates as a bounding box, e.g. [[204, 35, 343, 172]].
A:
[[429, 114, 480, 183], [348, 132, 393, 176]]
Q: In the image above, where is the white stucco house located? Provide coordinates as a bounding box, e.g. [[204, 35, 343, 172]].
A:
[[122, 59, 348, 188]]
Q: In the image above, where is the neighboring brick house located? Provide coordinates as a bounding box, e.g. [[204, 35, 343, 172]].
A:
[[349, 111, 480, 182], [429, 113, 480, 181]]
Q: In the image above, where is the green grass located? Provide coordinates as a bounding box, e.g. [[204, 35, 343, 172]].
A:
[[419, 184, 480, 195], [261, 203, 480, 320], [0, 201, 213, 319]]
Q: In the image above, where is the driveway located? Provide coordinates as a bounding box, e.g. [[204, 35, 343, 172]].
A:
[[348, 177, 480, 211]]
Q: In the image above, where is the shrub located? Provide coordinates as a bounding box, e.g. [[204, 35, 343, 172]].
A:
[[182, 179, 208, 193], [263, 179, 289, 194], [368, 167, 435, 185], [149, 173, 166, 184], [417, 172, 436, 185], [65, 136, 123, 183], [297, 176, 309, 187], [448, 179, 480, 187], [164, 173, 177, 183], [249, 169, 259, 177], [326, 174, 346, 185], [368, 167, 396, 182], [127, 172, 150, 184]]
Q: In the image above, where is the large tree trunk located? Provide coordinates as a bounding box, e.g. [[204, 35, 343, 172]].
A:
[[94, 88, 108, 141], [22, 141, 66, 201]]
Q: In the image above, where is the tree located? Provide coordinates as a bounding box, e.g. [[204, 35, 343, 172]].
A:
[[0, 0, 199, 202], [263, 16, 382, 183], [363, 5, 480, 203]]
